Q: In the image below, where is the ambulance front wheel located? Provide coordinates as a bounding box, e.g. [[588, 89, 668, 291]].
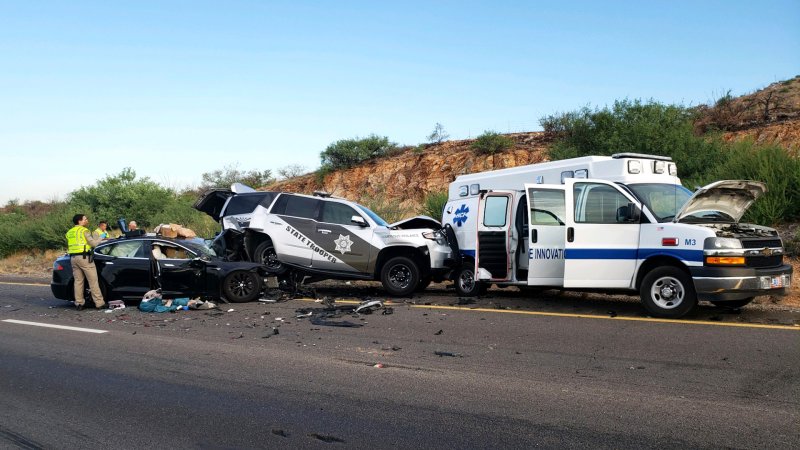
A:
[[454, 265, 484, 297], [381, 256, 420, 297], [640, 266, 697, 318]]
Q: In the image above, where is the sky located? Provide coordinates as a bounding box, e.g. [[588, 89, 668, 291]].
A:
[[1, 0, 798, 205]]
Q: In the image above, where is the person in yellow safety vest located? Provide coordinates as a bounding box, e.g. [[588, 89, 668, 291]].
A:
[[93, 220, 109, 239], [66, 214, 106, 311]]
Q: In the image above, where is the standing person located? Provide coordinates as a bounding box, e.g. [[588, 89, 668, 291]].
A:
[[93, 220, 109, 239], [66, 214, 106, 310]]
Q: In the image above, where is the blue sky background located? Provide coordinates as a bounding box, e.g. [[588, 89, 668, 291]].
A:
[[1, 0, 798, 204]]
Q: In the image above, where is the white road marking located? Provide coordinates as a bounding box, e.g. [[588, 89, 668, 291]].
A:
[[2, 319, 108, 334]]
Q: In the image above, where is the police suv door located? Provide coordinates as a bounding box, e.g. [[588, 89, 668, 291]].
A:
[[266, 194, 321, 267], [311, 200, 373, 274], [476, 192, 514, 282], [524, 184, 566, 286], [563, 179, 641, 288]]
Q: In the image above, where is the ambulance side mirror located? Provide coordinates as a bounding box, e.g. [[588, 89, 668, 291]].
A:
[[351, 216, 368, 227]]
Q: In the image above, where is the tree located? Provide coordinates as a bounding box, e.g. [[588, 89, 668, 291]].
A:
[[200, 164, 275, 189], [427, 123, 450, 144], [276, 164, 307, 180], [319, 134, 397, 170], [471, 131, 514, 155]]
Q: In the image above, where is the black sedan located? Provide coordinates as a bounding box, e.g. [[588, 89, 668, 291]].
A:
[[51, 236, 267, 303]]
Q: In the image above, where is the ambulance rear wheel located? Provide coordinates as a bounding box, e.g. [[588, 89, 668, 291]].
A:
[[640, 266, 697, 318], [454, 265, 482, 297], [254, 240, 287, 275], [381, 256, 420, 297]]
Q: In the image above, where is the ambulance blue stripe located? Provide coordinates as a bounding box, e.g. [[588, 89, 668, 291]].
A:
[[461, 249, 476, 257], [565, 248, 703, 262]]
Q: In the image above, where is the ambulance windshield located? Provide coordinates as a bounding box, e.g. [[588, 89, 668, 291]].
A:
[[628, 184, 692, 223]]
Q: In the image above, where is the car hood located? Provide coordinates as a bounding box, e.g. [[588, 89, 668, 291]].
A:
[[674, 180, 766, 223], [389, 215, 442, 230]]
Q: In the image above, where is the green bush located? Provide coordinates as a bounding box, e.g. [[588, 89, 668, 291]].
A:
[[320, 135, 397, 170], [711, 143, 800, 224], [540, 100, 726, 187], [471, 131, 514, 155], [784, 230, 800, 256], [360, 188, 410, 224], [420, 190, 448, 222]]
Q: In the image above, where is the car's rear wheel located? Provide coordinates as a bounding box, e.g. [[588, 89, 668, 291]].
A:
[[223, 271, 262, 303], [254, 240, 287, 275], [381, 256, 420, 297]]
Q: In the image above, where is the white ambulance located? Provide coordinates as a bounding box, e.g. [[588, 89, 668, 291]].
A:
[[442, 153, 793, 318]]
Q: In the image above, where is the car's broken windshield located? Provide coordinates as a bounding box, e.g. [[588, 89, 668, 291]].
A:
[[628, 183, 692, 223]]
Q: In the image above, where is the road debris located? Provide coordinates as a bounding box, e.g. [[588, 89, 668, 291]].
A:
[[434, 329, 443, 335], [434, 350, 462, 357], [308, 433, 345, 444], [354, 299, 383, 314]]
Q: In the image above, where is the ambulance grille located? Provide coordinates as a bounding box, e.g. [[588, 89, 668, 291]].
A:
[[741, 239, 782, 249], [478, 232, 508, 278]]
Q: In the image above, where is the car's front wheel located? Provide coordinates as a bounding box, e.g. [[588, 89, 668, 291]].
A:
[[640, 266, 697, 318], [223, 271, 262, 303], [253, 240, 287, 275], [381, 256, 420, 296]]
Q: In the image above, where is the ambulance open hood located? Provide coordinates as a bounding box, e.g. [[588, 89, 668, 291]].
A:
[[389, 215, 442, 230], [674, 180, 766, 223]]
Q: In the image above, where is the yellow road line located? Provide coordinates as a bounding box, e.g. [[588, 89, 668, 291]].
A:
[[0, 281, 48, 287], [299, 298, 799, 331]]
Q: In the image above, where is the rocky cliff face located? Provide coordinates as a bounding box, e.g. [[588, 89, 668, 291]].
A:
[[722, 118, 800, 150], [267, 132, 554, 214]]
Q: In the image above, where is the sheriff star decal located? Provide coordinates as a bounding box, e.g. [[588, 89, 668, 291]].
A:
[[334, 234, 354, 254]]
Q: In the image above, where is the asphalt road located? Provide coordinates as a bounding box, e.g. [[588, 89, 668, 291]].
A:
[[0, 279, 798, 449]]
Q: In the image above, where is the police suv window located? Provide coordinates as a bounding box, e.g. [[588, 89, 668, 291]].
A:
[[483, 196, 509, 227], [574, 183, 629, 224], [225, 193, 269, 216], [282, 196, 321, 220], [321, 202, 361, 226], [528, 189, 565, 225]]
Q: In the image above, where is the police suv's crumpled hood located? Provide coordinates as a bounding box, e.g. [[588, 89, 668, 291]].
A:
[[389, 215, 442, 230], [674, 180, 766, 223]]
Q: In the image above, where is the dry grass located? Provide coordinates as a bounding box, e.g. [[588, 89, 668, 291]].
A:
[[0, 249, 64, 278]]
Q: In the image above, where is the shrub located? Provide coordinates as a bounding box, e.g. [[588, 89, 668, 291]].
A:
[[711, 143, 800, 224], [320, 135, 397, 170], [539, 100, 726, 187], [427, 123, 450, 144], [360, 188, 410, 224], [201, 164, 274, 189], [420, 190, 448, 222], [471, 131, 514, 155]]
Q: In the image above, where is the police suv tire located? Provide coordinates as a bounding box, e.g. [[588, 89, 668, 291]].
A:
[[254, 240, 287, 275], [381, 256, 420, 297], [454, 265, 481, 297], [223, 271, 262, 303], [710, 297, 754, 309], [640, 266, 697, 318]]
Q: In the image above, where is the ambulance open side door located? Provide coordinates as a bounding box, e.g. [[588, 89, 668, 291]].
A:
[[563, 179, 642, 288], [524, 184, 566, 286], [475, 191, 513, 282]]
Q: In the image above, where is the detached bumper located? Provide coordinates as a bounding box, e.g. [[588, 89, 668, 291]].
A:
[[690, 264, 793, 301]]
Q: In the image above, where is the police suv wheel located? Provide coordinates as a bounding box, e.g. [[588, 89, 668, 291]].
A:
[[254, 241, 287, 275], [223, 271, 262, 303], [454, 265, 481, 297], [640, 266, 697, 318], [381, 256, 420, 297]]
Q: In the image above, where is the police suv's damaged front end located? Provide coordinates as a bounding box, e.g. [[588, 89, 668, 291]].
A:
[[385, 216, 456, 278]]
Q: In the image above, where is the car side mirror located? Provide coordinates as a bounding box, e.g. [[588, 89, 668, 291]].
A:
[[626, 202, 641, 222], [351, 215, 368, 227], [190, 257, 206, 267]]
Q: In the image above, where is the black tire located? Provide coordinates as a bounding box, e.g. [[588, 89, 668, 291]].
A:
[[640, 266, 697, 318], [223, 271, 262, 303], [253, 240, 287, 275], [381, 256, 420, 296], [711, 297, 754, 309], [454, 264, 482, 297]]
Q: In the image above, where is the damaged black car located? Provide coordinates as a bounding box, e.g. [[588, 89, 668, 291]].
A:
[[51, 236, 268, 303]]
